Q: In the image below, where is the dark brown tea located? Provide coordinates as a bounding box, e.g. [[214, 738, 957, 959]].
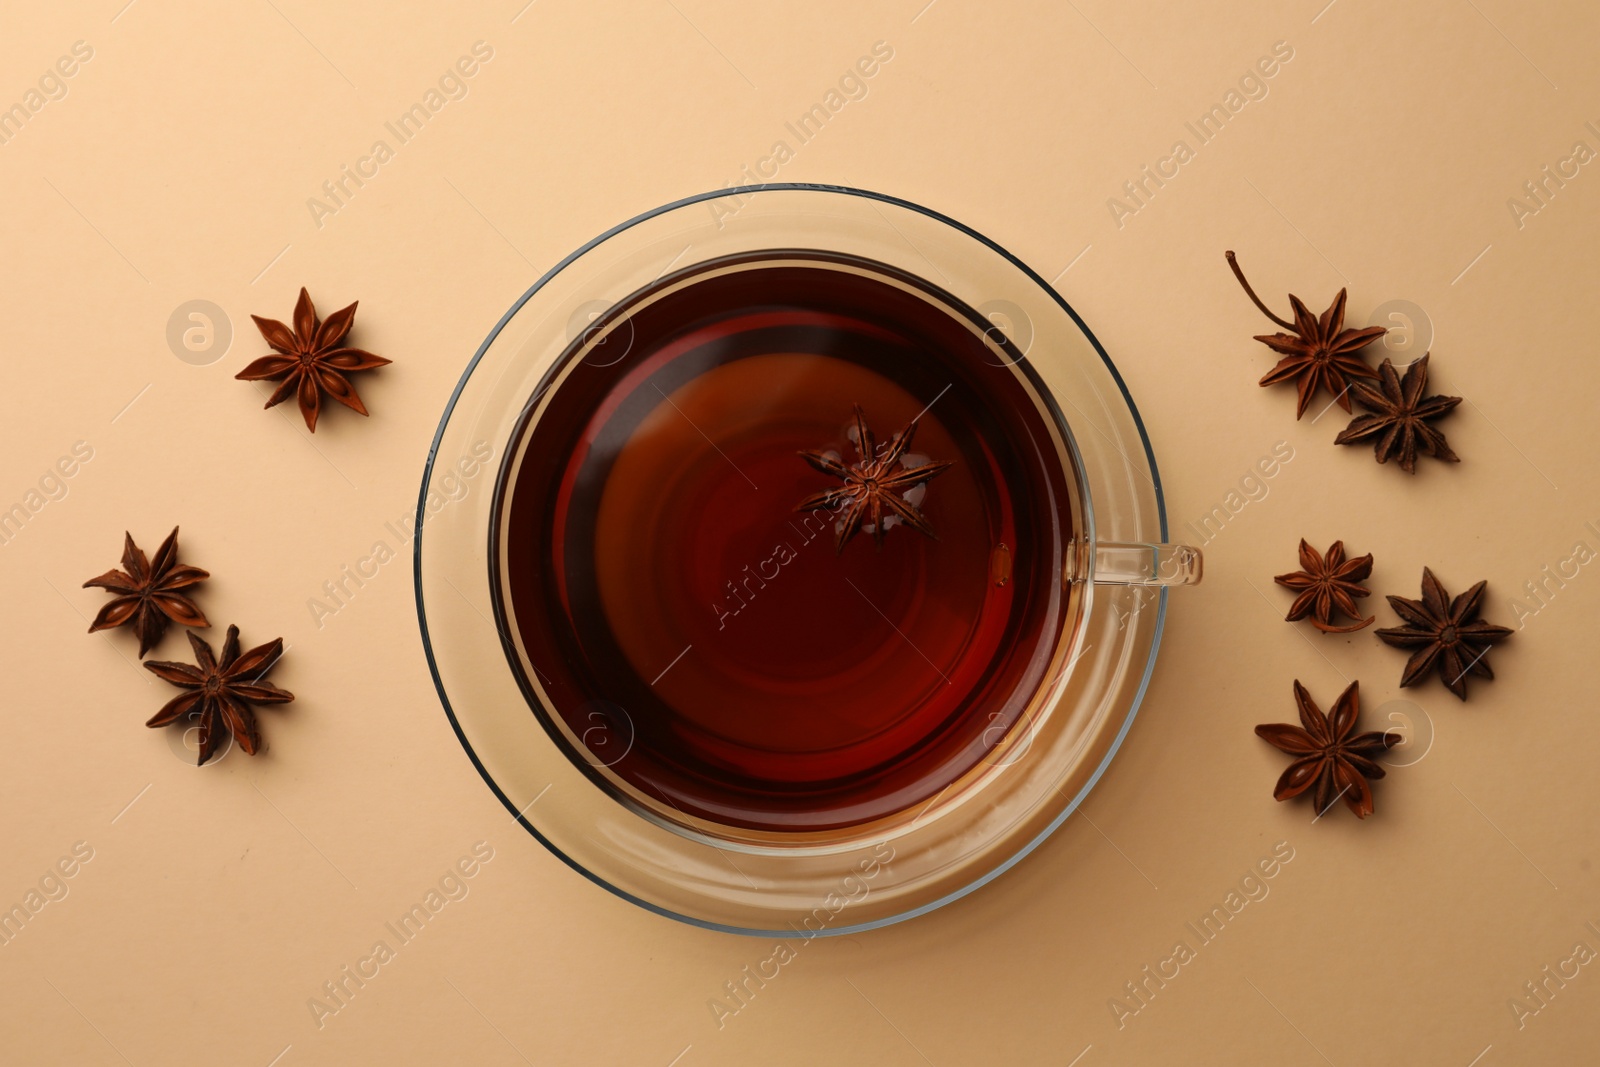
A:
[[493, 253, 1077, 832]]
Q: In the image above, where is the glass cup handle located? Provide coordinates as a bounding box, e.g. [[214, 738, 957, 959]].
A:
[[1066, 539, 1203, 586]]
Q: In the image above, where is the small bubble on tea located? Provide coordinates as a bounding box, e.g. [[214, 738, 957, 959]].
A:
[[991, 543, 1012, 587]]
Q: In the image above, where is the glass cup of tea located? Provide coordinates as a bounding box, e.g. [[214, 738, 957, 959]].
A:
[[417, 185, 1201, 934]]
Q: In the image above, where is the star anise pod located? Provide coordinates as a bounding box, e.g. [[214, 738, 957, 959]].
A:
[[1274, 538, 1375, 633], [1333, 354, 1461, 474], [1226, 250, 1386, 418], [1256, 680, 1400, 819], [83, 527, 209, 657], [236, 287, 391, 432], [145, 625, 294, 765], [796, 405, 954, 553], [1376, 568, 1511, 701]]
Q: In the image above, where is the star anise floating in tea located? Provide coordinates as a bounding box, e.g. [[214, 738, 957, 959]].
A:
[[1226, 250, 1386, 418], [795, 405, 954, 553], [237, 287, 391, 432], [1334, 354, 1461, 474], [1275, 538, 1375, 633], [1376, 568, 1511, 701], [1256, 680, 1400, 819], [83, 527, 209, 657], [145, 625, 294, 765]]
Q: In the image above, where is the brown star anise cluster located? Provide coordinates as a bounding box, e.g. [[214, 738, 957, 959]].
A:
[[1260, 537, 1514, 817], [1232, 248, 1517, 825], [1227, 252, 1462, 473], [83, 528, 294, 764], [1273, 539, 1514, 689], [82, 285, 375, 767]]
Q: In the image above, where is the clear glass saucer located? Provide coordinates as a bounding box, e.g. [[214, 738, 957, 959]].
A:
[[415, 185, 1171, 935]]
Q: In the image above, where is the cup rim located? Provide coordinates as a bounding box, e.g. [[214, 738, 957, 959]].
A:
[[489, 248, 1093, 840], [414, 183, 1171, 935]]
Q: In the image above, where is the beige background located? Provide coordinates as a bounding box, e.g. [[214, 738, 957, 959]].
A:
[[1, 0, 1596, 1064]]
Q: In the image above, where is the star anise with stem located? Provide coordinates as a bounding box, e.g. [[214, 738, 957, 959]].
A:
[[236, 287, 391, 432], [1226, 250, 1387, 418], [1376, 568, 1511, 701], [795, 405, 954, 553], [83, 527, 209, 657], [145, 625, 294, 765], [1255, 680, 1400, 819], [1274, 538, 1375, 633], [1333, 353, 1461, 474]]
